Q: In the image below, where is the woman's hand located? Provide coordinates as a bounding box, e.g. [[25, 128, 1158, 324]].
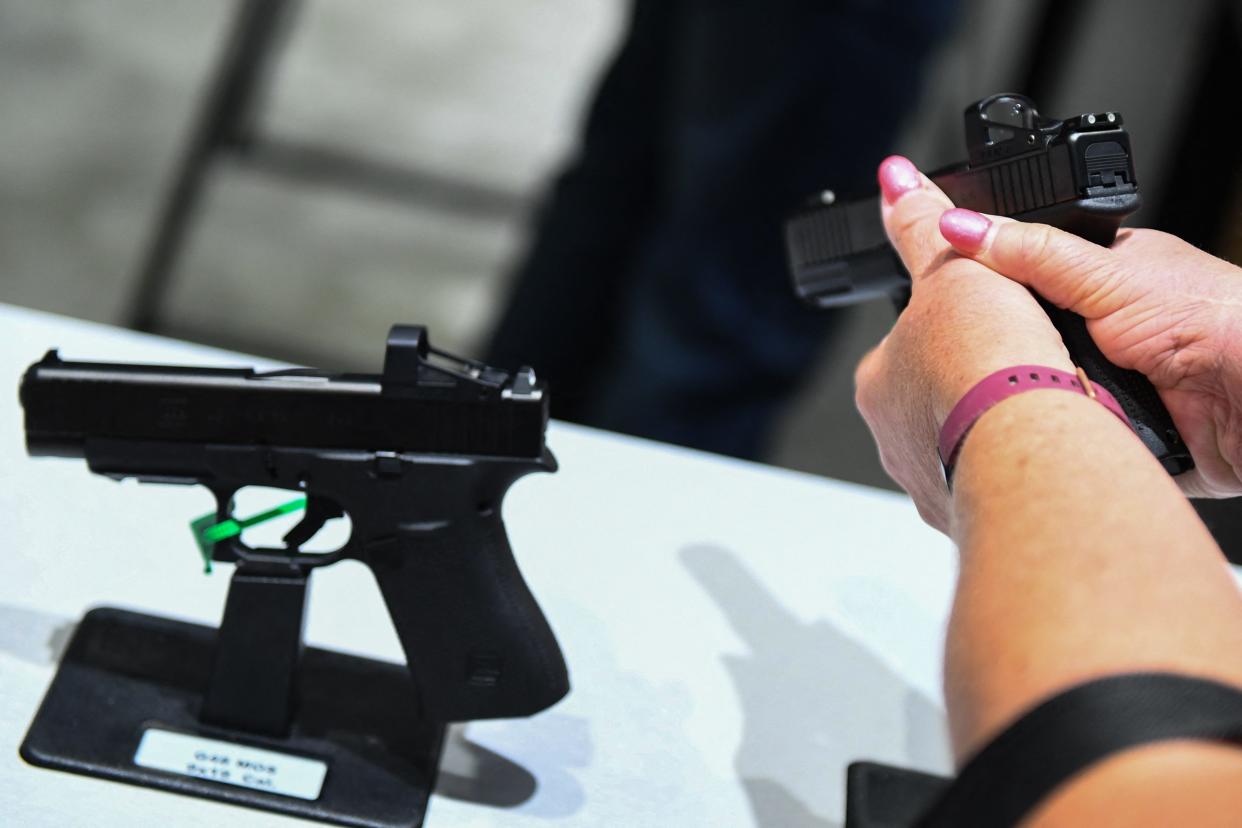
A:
[[854, 157, 1075, 530], [938, 211, 1242, 498]]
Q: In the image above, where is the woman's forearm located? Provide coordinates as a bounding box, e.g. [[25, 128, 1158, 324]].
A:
[[944, 389, 1242, 760]]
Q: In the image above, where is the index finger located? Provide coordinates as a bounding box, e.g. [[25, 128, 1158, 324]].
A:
[[877, 155, 957, 279]]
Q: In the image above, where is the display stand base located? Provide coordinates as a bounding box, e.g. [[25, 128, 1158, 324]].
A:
[[21, 607, 445, 828]]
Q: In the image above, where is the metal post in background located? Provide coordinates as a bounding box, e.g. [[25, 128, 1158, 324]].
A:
[[126, 0, 299, 333]]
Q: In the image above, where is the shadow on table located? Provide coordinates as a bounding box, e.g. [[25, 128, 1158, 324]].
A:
[[681, 545, 950, 828], [0, 603, 76, 665], [436, 724, 539, 807], [440, 711, 591, 819]]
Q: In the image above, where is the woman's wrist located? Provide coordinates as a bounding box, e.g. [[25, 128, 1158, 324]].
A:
[[948, 388, 1157, 537], [938, 365, 1130, 485]]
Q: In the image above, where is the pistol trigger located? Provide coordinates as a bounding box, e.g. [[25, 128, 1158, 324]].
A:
[[282, 495, 343, 552]]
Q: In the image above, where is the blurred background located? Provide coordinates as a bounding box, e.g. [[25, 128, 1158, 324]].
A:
[[2, 0, 1241, 493]]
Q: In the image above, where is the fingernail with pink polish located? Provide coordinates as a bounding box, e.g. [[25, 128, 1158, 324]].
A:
[[878, 156, 922, 204], [939, 208, 992, 252]]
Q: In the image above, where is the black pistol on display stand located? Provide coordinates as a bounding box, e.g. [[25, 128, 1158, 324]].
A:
[[18, 324, 569, 828], [784, 93, 1193, 477]]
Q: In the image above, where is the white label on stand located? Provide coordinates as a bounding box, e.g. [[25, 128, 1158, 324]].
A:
[[133, 729, 328, 800]]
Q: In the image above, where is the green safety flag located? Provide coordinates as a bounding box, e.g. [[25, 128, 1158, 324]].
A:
[[190, 497, 307, 573]]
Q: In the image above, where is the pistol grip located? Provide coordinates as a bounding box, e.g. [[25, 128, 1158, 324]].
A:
[[1038, 300, 1192, 474], [1013, 196, 1193, 474], [364, 513, 569, 722]]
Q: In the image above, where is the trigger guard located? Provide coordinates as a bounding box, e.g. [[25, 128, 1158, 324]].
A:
[[222, 537, 349, 570]]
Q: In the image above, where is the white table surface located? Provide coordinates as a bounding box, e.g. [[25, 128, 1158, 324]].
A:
[[0, 304, 958, 827]]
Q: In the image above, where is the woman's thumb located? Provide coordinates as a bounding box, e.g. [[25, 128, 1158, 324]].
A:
[[939, 208, 1128, 318]]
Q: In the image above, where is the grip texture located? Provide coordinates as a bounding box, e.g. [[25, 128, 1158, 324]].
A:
[[1038, 299, 1193, 474], [366, 512, 569, 722]]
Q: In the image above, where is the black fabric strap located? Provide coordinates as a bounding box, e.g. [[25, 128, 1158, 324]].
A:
[[916, 672, 1242, 827]]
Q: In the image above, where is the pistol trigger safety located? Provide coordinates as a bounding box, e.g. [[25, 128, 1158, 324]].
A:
[[282, 495, 343, 552]]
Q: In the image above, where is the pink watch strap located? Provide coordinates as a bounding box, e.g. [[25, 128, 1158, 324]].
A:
[[938, 365, 1133, 481]]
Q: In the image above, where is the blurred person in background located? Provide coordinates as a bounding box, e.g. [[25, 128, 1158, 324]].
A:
[[486, 0, 959, 459]]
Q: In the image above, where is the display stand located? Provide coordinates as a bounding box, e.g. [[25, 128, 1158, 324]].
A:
[[20, 563, 445, 828]]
